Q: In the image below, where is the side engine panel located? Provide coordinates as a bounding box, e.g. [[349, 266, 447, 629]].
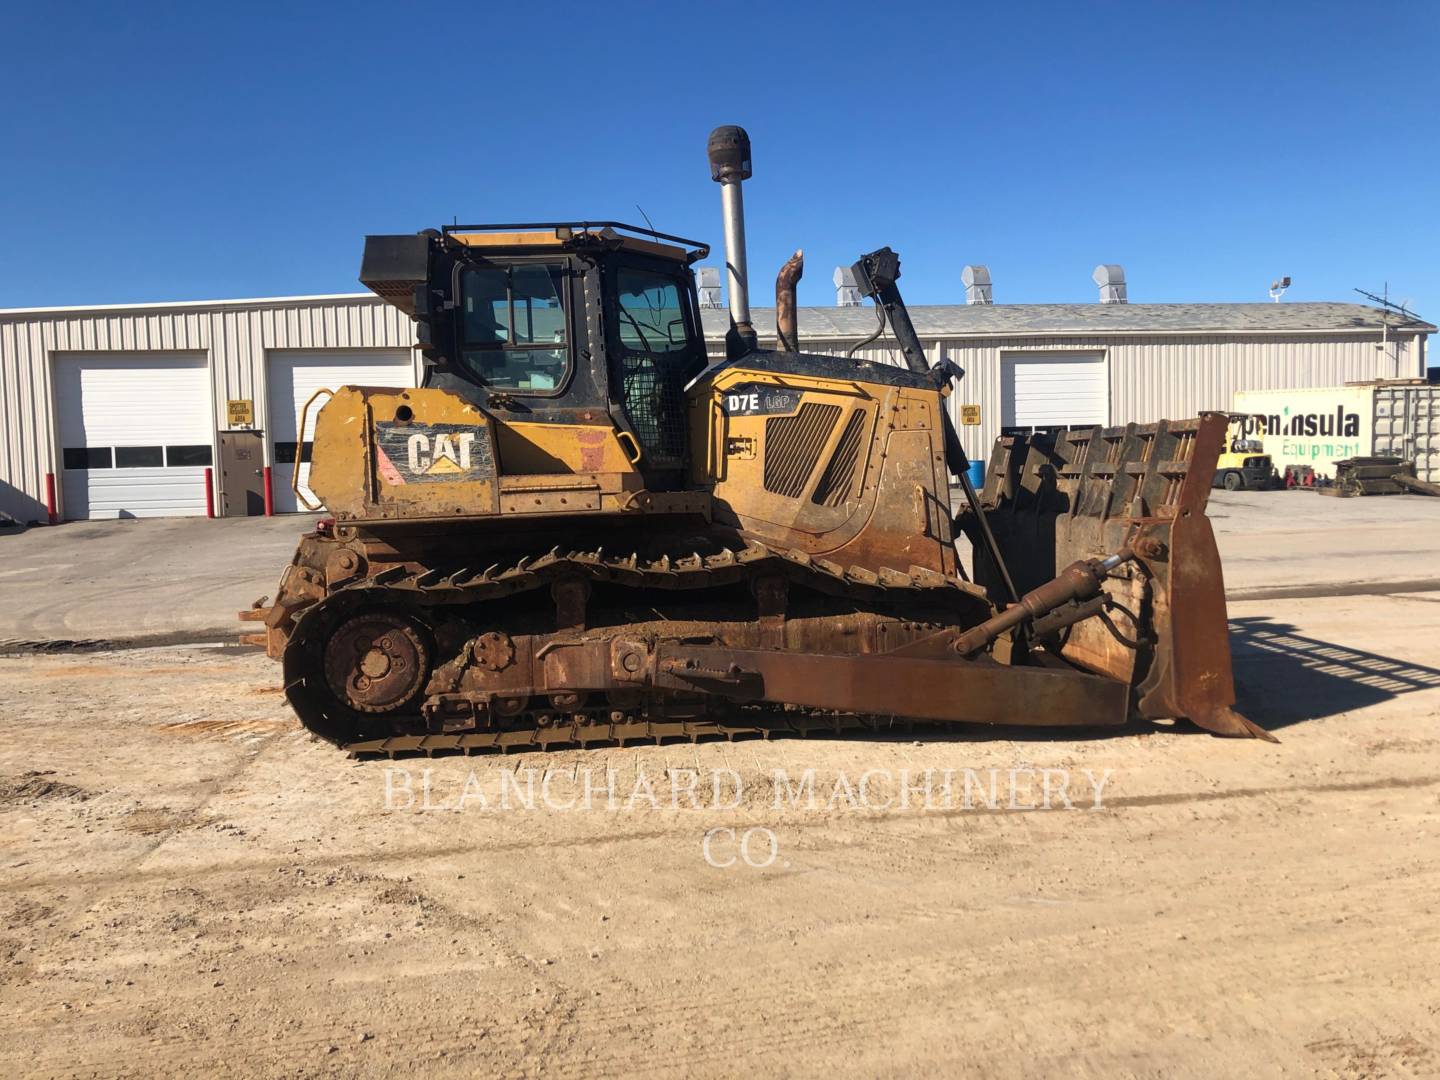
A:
[[689, 364, 956, 575]]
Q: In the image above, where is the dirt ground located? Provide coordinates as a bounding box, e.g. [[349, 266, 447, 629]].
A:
[[2, 576, 1438, 1076]]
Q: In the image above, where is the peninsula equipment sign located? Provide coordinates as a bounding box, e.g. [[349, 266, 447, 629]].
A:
[[1233, 387, 1371, 480]]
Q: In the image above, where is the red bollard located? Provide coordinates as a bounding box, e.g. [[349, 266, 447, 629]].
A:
[[263, 465, 274, 516], [45, 472, 58, 524], [204, 467, 215, 518]]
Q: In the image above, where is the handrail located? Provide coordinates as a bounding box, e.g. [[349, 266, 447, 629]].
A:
[[440, 220, 709, 257], [291, 388, 334, 511]]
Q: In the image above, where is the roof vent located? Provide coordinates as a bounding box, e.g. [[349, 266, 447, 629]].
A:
[[961, 264, 993, 305], [833, 266, 862, 307], [1093, 264, 1127, 304], [696, 266, 724, 309]]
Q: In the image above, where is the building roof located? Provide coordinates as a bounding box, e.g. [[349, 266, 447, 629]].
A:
[[1, 293, 1430, 339], [699, 301, 1435, 340], [0, 293, 377, 317]]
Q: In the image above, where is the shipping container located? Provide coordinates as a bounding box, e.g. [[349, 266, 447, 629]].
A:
[[1234, 381, 1440, 481], [1371, 383, 1440, 483]]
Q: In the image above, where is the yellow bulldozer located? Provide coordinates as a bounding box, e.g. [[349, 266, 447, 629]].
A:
[[242, 125, 1269, 753]]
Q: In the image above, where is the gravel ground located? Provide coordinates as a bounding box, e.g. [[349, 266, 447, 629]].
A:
[[1, 582, 1438, 1077]]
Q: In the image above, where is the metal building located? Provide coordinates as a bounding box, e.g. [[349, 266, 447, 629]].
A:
[[703, 300, 1434, 462], [0, 291, 1432, 523], [0, 295, 417, 522]]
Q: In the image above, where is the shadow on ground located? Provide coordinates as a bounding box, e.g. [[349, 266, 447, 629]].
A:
[[1230, 615, 1440, 731]]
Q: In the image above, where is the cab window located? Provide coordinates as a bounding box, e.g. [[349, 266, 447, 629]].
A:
[[614, 268, 694, 358], [459, 263, 569, 392]]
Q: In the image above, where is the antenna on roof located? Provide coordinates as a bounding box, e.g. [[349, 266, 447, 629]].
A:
[[1268, 276, 1291, 302], [1353, 283, 1419, 378], [1353, 283, 1416, 321], [635, 204, 658, 236]]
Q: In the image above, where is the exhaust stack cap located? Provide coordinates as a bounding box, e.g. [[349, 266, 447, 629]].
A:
[[833, 266, 862, 307], [708, 125, 756, 358], [696, 266, 724, 309], [1093, 264, 1127, 304], [961, 264, 993, 305], [707, 126, 752, 182]]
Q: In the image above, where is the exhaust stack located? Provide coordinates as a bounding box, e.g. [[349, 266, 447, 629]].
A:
[[775, 250, 804, 352], [707, 125, 758, 358]]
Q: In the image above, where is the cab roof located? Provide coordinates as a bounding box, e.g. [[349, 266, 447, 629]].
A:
[[443, 221, 708, 264]]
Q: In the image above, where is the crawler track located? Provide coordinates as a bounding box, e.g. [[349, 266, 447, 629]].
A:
[[280, 541, 994, 755]]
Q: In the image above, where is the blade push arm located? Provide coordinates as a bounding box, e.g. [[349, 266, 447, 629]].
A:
[[851, 247, 1019, 602]]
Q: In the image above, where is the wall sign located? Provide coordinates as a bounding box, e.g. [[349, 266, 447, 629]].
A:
[[960, 404, 981, 426], [226, 399, 254, 427], [1233, 386, 1373, 480]]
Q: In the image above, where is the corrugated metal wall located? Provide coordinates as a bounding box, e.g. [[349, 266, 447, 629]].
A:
[[0, 292, 1422, 522], [714, 332, 1420, 461], [0, 297, 417, 521]]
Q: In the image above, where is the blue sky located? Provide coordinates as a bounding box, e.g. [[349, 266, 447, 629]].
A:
[[1, 1, 1435, 315]]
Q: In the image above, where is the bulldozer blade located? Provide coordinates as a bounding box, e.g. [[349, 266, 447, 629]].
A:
[[967, 413, 1271, 742]]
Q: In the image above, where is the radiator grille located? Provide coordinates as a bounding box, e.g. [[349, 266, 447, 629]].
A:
[[812, 409, 868, 506], [764, 403, 841, 497]]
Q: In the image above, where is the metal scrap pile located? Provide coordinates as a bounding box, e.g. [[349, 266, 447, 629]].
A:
[[1319, 457, 1440, 497]]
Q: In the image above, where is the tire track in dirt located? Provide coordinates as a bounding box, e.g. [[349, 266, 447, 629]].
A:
[[0, 726, 298, 986], [6, 799, 1437, 1078], [12, 886, 1436, 1079], [2, 771, 1433, 895]]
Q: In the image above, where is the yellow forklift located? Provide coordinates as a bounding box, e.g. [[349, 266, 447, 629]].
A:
[[1213, 415, 1275, 490]]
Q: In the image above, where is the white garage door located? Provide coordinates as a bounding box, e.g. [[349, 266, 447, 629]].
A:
[[268, 350, 415, 512], [1002, 353, 1109, 429], [54, 354, 213, 520]]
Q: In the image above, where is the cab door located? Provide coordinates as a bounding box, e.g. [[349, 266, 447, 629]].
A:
[[606, 258, 708, 482]]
